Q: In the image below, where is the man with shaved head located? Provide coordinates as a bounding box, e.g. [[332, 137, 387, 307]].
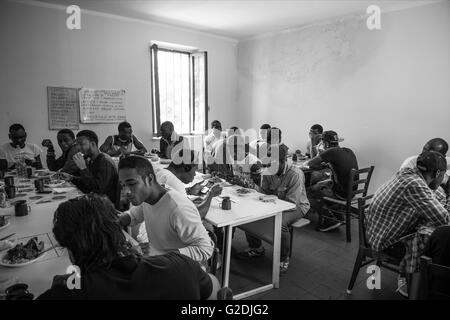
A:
[[401, 138, 450, 192]]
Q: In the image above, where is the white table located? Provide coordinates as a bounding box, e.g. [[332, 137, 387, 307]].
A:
[[0, 175, 81, 298], [205, 186, 295, 300]]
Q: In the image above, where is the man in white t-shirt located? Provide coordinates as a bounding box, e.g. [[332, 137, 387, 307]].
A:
[[400, 138, 450, 185], [0, 123, 42, 170], [117, 156, 213, 263]]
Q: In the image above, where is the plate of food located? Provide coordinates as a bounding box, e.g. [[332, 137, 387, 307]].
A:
[[33, 170, 51, 178], [235, 188, 256, 197], [46, 179, 65, 188], [208, 177, 223, 184], [0, 237, 48, 268]]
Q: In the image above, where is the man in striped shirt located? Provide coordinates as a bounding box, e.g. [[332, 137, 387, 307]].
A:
[[367, 151, 449, 252], [366, 151, 449, 296]]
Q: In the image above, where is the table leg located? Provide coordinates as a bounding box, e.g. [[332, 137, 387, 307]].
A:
[[272, 212, 282, 288], [221, 225, 233, 287]]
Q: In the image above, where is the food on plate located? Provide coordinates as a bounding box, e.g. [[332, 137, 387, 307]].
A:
[[0, 240, 14, 252], [2, 237, 45, 264], [208, 177, 223, 184], [236, 188, 254, 195]]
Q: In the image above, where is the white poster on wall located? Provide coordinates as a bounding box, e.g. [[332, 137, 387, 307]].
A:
[[79, 88, 126, 123]]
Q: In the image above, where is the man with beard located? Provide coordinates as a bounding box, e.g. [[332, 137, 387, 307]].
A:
[[57, 130, 118, 206]]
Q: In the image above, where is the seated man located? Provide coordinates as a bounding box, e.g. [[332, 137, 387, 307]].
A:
[[117, 156, 213, 262], [249, 124, 270, 159], [305, 124, 325, 159], [422, 225, 450, 298], [100, 121, 147, 157], [38, 194, 219, 300], [156, 149, 222, 219], [158, 121, 184, 159], [366, 151, 449, 297], [42, 129, 80, 174], [401, 138, 450, 188], [0, 124, 42, 170], [238, 144, 310, 273], [204, 120, 225, 153], [222, 134, 260, 177], [209, 126, 242, 176], [307, 130, 358, 232], [58, 130, 119, 206]]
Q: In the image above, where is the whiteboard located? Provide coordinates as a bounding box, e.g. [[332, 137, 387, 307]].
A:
[[79, 88, 126, 123], [47, 86, 80, 130]]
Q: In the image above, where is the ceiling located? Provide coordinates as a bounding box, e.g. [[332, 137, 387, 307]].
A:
[[33, 0, 440, 40]]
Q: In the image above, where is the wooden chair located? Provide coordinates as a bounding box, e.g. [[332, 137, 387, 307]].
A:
[[346, 195, 401, 294], [321, 166, 375, 242], [419, 256, 450, 300]]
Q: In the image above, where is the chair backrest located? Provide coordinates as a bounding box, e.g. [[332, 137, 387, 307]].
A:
[[357, 194, 374, 249], [345, 166, 375, 206], [419, 256, 450, 300]]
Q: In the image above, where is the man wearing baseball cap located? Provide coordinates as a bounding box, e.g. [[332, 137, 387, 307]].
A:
[[307, 130, 359, 232]]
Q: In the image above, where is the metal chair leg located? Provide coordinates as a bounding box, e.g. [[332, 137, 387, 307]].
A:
[[347, 249, 365, 294], [289, 226, 293, 258], [346, 210, 351, 242]]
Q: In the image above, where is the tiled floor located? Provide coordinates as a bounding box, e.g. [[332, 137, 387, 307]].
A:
[[223, 215, 405, 300]]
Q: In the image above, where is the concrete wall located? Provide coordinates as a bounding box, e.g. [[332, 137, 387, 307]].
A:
[[0, 0, 238, 160], [236, 1, 450, 191]]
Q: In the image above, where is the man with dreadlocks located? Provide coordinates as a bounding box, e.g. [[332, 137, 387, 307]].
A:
[[38, 194, 219, 299]]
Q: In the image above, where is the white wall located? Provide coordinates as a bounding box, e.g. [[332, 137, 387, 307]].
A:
[[236, 1, 450, 191], [0, 0, 238, 160]]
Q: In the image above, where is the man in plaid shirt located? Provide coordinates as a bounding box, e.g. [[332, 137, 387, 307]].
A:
[[366, 151, 449, 296]]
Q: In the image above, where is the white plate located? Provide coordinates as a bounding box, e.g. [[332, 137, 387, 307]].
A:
[[0, 221, 11, 232], [234, 188, 256, 197], [0, 246, 48, 268]]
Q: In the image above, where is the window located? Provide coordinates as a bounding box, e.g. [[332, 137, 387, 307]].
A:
[[151, 43, 208, 136]]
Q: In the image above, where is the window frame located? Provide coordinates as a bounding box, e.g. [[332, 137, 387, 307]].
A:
[[150, 43, 208, 137]]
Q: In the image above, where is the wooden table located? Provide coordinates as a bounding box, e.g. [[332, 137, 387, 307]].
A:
[[205, 185, 295, 300], [0, 173, 82, 298]]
